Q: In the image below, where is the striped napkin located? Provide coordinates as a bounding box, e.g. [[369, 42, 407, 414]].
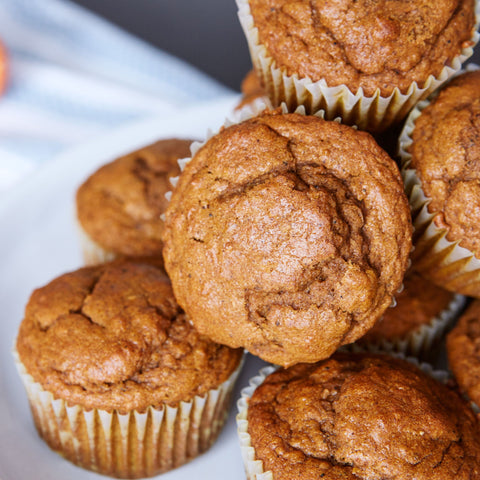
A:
[[0, 0, 234, 193]]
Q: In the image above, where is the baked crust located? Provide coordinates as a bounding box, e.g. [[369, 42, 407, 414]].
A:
[[16, 262, 243, 413], [362, 271, 454, 342], [447, 299, 480, 406], [236, 69, 267, 110], [163, 111, 412, 366], [76, 139, 191, 259], [249, 0, 476, 97], [248, 353, 480, 479]]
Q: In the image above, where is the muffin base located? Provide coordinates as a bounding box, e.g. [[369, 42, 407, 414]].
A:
[[355, 293, 466, 359], [15, 351, 243, 479], [237, 0, 480, 132]]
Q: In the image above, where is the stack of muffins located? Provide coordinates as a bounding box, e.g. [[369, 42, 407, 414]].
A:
[[13, 0, 480, 479]]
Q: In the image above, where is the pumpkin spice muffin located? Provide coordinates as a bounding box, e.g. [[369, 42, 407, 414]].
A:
[[359, 271, 465, 357], [14, 261, 243, 478], [238, 353, 480, 480], [163, 111, 412, 367], [235, 69, 267, 111], [401, 69, 480, 296], [76, 138, 192, 266], [237, 0, 479, 131], [447, 299, 480, 408], [241, 70, 263, 97]]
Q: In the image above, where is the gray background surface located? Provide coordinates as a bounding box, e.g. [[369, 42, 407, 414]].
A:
[[70, 0, 252, 91], [70, 0, 480, 92]]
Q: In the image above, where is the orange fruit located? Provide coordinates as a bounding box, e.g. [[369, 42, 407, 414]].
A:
[[0, 42, 8, 95]]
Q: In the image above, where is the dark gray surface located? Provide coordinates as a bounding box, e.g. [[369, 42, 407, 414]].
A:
[[70, 0, 252, 91], [69, 0, 480, 92]]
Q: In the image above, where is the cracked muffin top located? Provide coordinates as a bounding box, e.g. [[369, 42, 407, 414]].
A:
[[409, 70, 480, 255], [15, 262, 243, 413], [447, 299, 480, 407], [361, 271, 455, 343], [247, 353, 480, 480], [162, 111, 412, 366], [76, 138, 191, 260], [249, 0, 476, 97]]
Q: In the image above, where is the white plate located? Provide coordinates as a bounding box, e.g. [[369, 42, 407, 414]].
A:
[[0, 96, 269, 480]]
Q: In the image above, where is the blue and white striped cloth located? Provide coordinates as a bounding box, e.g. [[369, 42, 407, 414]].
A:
[[0, 0, 234, 193]]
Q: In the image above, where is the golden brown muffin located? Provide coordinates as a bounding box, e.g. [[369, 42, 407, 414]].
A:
[[163, 111, 412, 367], [447, 299, 480, 407], [248, 0, 476, 98], [245, 353, 480, 480], [410, 70, 480, 255], [242, 69, 264, 98], [235, 69, 267, 110], [76, 138, 192, 265], [15, 261, 243, 478], [361, 271, 457, 344]]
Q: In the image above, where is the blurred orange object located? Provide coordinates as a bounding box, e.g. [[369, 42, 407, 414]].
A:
[[0, 41, 7, 95]]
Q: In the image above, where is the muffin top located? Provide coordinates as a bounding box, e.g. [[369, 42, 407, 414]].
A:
[[447, 299, 480, 406], [16, 262, 243, 413], [249, 0, 476, 97], [409, 70, 480, 255], [362, 271, 455, 342], [247, 353, 480, 480], [163, 111, 412, 366], [76, 138, 191, 259]]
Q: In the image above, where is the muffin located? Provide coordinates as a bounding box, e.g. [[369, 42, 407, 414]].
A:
[[14, 261, 243, 478], [359, 271, 466, 357], [237, 0, 479, 131], [237, 353, 480, 480], [235, 69, 267, 111], [447, 299, 480, 408], [400, 69, 480, 297], [163, 110, 412, 367], [76, 138, 192, 266]]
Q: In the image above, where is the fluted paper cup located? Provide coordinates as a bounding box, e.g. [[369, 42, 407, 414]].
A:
[[399, 69, 480, 297], [356, 293, 466, 359], [237, 0, 480, 132], [14, 350, 243, 479]]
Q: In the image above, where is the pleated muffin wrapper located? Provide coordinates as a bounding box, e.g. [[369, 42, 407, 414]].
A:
[[350, 292, 467, 360], [236, 354, 450, 480], [14, 350, 244, 479], [399, 65, 480, 298], [236, 0, 480, 133]]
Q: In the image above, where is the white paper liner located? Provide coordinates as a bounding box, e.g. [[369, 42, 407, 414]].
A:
[[76, 220, 117, 266], [355, 293, 467, 358], [232, 95, 273, 123], [236, 0, 480, 132], [399, 67, 480, 297], [236, 354, 449, 480], [234, 93, 272, 115], [14, 350, 243, 478]]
